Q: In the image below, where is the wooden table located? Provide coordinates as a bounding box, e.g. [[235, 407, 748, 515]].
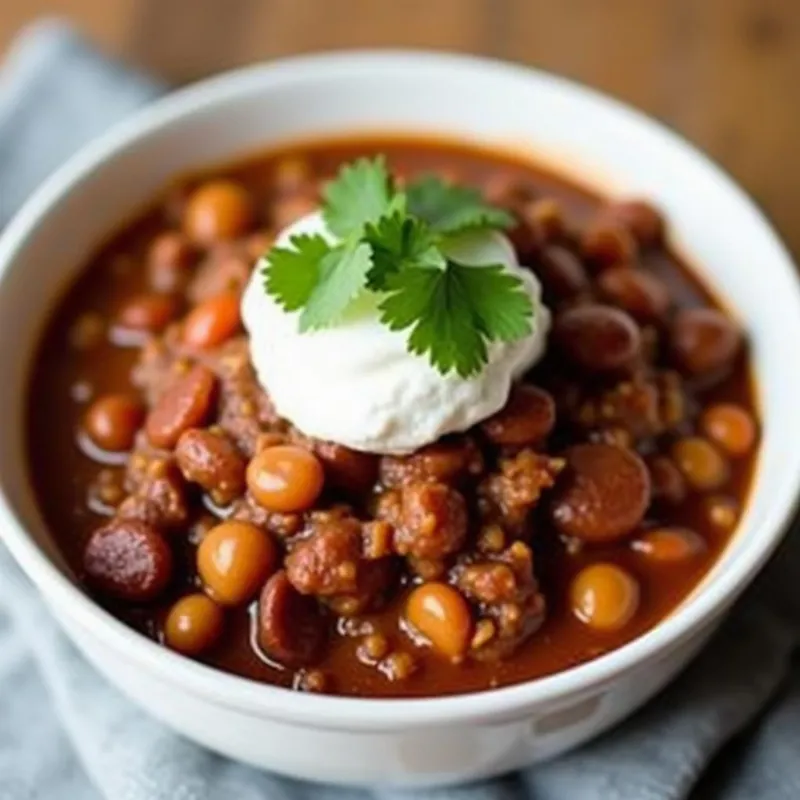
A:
[[1, 0, 798, 254]]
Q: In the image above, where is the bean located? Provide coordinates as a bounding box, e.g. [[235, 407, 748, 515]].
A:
[[258, 571, 327, 667], [311, 440, 378, 495], [83, 519, 172, 601], [550, 443, 650, 542], [145, 365, 217, 449], [535, 245, 590, 301], [405, 582, 473, 660], [147, 231, 196, 294], [601, 199, 664, 248], [581, 219, 638, 269], [183, 180, 255, 244], [631, 528, 705, 563], [670, 308, 742, 377], [175, 428, 246, 505], [83, 394, 144, 452], [116, 293, 178, 333], [554, 304, 641, 373], [246, 445, 325, 512], [197, 520, 277, 606], [482, 384, 556, 446], [672, 437, 729, 491], [164, 593, 224, 655], [570, 563, 640, 631], [701, 403, 757, 457], [646, 455, 687, 507], [183, 293, 241, 349], [596, 267, 671, 323]]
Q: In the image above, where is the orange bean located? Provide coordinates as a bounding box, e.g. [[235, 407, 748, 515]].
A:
[[570, 563, 640, 631], [405, 582, 473, 660], [701, 403, 757, 457], [183, 293, 241, 349], [246, 445, 325, 512], [164, 593, 224, 655]]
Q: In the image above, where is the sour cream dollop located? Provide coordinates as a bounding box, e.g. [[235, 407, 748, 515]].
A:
[[241, 211, 551, 455]]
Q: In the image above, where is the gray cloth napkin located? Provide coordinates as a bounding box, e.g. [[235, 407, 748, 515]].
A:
[[2, 20, 800, 800]]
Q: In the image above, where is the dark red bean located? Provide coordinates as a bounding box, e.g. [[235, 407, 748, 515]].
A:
[[535, 245, 590, 301], [670, 308, 742, 377], [311, 440, 378, 495], [646, 455, 687, 507], [601, 200, 664, 248], [553, 304, 642, 373], [145, 366, 217, 449], [581, 220, 638, 269], [550, 443, 650, 542], [258, 571, 327, 667], [83, 519, 172, 601], [596, 268, 671, 323], [482, 385, 556, 446]]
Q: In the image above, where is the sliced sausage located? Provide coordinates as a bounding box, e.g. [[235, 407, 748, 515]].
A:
[[550, 443, 650, 542], [258, 571, 327, 667], [145, 365, 217, 448], [83, 519, 172, 601]]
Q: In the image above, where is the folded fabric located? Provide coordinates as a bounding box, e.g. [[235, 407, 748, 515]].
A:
[[1, 19, 799, 800]]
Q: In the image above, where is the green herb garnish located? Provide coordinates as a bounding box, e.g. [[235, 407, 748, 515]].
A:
[[262, 156, 533, 377]]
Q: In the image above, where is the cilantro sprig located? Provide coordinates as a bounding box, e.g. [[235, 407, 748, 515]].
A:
[[262, 156, 533, 377]]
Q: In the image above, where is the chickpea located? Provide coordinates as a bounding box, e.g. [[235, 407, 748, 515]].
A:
[[83, 394, 144, 452], [164, 593, 224, 655], [570, 563, 640, 632], [183, 293, 241, 349], [701, 403, 757, 457], [631, 528, 705, 563], [404, 582, 473, 661], [672, 436, 729, 492], [183, 180, 255, 244], [246, 445, 325, 512], [197, 521, 277, 606]]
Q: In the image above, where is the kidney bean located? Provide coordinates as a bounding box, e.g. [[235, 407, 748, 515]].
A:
[[601, 199, 664, 248], [535, 245, 590, 301], [550, 443, 650, 542], [183, 293, 241, 350], [482, 385, 556, 446], [580, 219, 638, 269], [145, 365, 217, 449], [84, 394, 144, 452], [147, 231, 197, 294], [553, 304, 642, 373], [116, 293, 178, 333], [258, 571, 327, 667], [646, 455, 687, 507], [311, 440, 378, 495], [596, 267, 671, 323], [175, 428, 246, 505], [83, 519, 172, 601], [670, 308, 742, 377]]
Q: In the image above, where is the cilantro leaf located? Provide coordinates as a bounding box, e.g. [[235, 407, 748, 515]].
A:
[[322, 156, 393, 238], [263, 233, 331, 312], [452, 260, 534, 342], [299, 239, 373, 331], [406, 175, 515, 236], [378, 261, 534, 377], [363, 212, 445, 290]]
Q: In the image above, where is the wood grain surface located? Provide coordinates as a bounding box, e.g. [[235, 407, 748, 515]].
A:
[[1, 0, 798, 253]]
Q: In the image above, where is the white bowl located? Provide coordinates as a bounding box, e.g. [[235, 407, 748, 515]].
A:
[[1, 51, 799, 789]]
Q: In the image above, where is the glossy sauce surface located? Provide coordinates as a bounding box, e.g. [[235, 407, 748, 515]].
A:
[[27, 137, 757, 697]]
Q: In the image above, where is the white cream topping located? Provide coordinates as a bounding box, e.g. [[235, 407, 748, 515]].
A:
[[241, 211, 551, 455]]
